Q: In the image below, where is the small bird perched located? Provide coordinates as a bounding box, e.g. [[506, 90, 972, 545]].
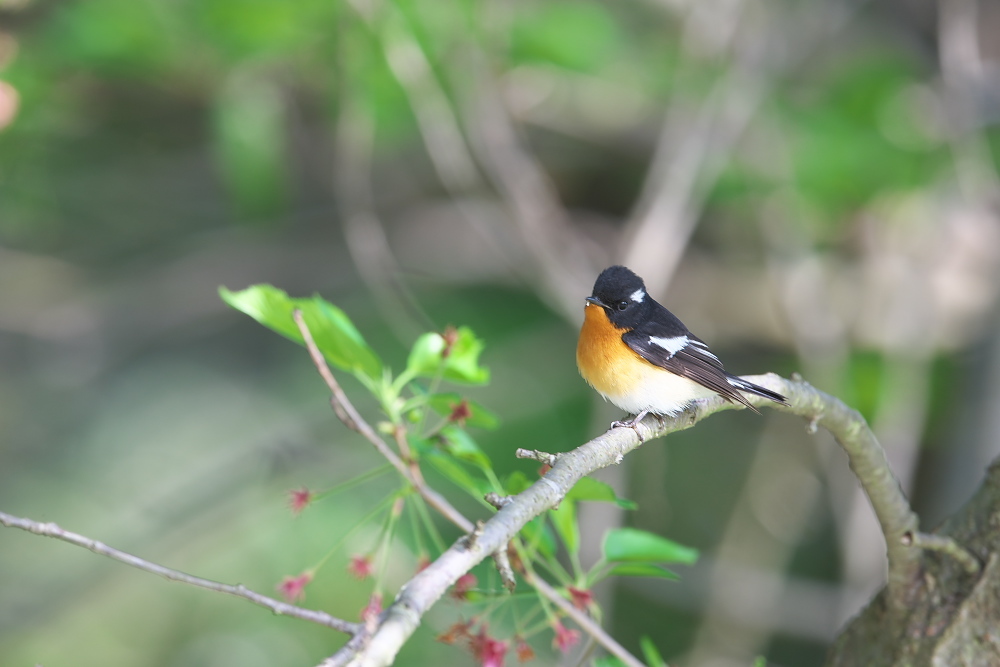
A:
[[576, 265, 787, 432]]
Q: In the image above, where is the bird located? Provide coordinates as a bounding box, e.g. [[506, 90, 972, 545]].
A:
[[576, 265, 787, 433]]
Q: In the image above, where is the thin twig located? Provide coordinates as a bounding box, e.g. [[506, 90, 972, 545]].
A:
[[292, 309, 472, 533], [492, 547, 517, 594], [484, 492, 514, 509], [527, 574, 644, 667], [0, 510, 361, 635], [515, 448, 559, 467], [901, 531, 982, 576]]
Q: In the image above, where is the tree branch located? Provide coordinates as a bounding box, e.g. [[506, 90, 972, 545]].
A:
[[0, 510, 361, 635], [339, 373, 919, 665]]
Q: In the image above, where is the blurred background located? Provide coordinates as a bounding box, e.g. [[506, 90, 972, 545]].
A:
[[1, 0, 999, 665]]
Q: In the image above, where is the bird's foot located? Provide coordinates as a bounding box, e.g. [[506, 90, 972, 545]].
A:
[[611, 410, 651, 441]]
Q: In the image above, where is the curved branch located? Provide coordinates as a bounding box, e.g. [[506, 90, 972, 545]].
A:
[[340, 374, 920, 666]]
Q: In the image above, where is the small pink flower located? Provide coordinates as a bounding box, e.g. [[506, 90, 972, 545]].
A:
[[567, 586, 593, 611], [470, 625, 508, 667], [288, 487, 313, 515], [277, 571, 313, 603], [448, 399, 472, 425], [480, 636, 508, 667], [361, 592, 383, 624], [451, 572, 477, 600], [349, 554, 374, 580], [552, 620, 580, 653]]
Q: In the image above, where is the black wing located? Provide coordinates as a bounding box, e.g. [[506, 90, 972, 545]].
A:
[[622, 306, 786, 411]]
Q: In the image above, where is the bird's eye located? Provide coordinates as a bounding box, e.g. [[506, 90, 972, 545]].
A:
[[617, 301, 629, 311]]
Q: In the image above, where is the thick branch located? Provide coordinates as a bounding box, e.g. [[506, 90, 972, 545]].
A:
[[343, 373, 919, 665], [0, 511, 360, 635]]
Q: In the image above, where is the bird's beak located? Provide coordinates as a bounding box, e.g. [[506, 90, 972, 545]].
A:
[[585, 296, 608, 309]]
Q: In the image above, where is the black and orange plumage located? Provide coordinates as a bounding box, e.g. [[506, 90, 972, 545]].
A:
[[577, 265, 787, 429]]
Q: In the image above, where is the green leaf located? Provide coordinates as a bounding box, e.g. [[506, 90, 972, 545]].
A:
[[438, 425, 492, 469], [424, 450, 491, 497], [606, 563, 679, 581], [504, 470, 533, 496], [426, 393, 500, 429], [220, 284, 382, 380], [602, 528, 699, 565], [550, 501, 579, 556], [592, 658, 627, 667], [640, 637, 667, 667], [566, 477, 637, 509], [520, 515, 557, 560], [406, 326, 489, 385]]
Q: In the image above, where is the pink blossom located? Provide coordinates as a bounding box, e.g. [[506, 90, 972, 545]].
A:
[[288, 487, 313, 515], [277, 571, 312, 603], [470, 625, 508, 667], [567, 586, 594, 611], [552, 620, 580, 653], [448, 399, 472, 425]]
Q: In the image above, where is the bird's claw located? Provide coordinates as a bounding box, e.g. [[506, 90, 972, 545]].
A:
[[609, 410, 666, 442]]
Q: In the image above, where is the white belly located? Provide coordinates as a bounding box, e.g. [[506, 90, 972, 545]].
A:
[[602, 364, 716, 416]]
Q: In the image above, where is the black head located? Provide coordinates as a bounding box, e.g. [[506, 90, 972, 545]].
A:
[[586, 265, 651, 329]]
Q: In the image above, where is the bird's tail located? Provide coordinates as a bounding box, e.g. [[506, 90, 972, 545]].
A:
[[726, 375, 789, 412]]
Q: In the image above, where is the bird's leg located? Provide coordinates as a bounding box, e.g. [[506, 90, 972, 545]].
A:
[[611, 409, 651, 441]]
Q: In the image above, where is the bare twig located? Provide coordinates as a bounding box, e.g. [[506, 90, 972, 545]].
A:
[[492, 547, 517, 593], [515, 448, 559, 467], [484, 492, 514, 509], [526, 574, 643, 667], [901, 531, 982, 576], [0, 511, 361, 635]]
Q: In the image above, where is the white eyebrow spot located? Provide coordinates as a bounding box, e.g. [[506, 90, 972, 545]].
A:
[[649, 335, 688, 357], [630, 289, 645, 303]]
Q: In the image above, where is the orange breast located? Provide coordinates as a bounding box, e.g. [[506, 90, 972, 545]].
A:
[[576, 303, 646, 400]]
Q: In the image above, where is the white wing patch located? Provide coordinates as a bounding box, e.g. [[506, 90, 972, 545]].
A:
[[648, 335, 689, 357], [630, 289, 645, 303]]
